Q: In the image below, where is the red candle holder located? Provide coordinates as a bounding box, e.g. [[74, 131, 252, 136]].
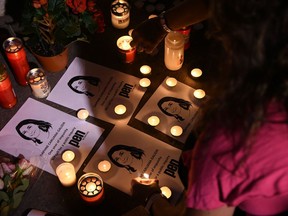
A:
[[77, 173, 104, 204], [0, 63, 17, 109], [117, 35, 136, 63], [3, 37, 30, 86]]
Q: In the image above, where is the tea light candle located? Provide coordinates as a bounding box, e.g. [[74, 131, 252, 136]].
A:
[[117, 35, 136, 63], [98, 160, 111, 172], [147, 116, 160, 126], [62, 150, 75, 162], [191, 68, 202, 77], [77, 109, 89, 120], [160, 186, 172, 199], [193, 89, 206, 99], [139, 78, 151, 88], [114, 104, 127, 115], [166, 77, 177, 87], [78, 173, 104, 203], [170, 125, 183, 136], [140, 65, 151, 75], [56, 163, 77, 187]]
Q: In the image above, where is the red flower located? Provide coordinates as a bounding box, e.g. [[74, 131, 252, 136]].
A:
[[66, 0, 87, 14]]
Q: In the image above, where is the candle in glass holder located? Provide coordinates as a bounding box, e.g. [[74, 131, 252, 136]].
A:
[[78, 173, 104, 204], [26, 68, 51, 98], [98, 160, 111, 173], [0, 63, 17, 109], [114, 104, 127, 115], [147, 116, 160, 126], [170, 125, 183, 136], [140, 65, 151, 75], [3, 37, 30, 86], [193, 89, 206, 99], [191, 68, 202, 78], [139, 78, 151, 88], [160, 186, 172, 199], [117, 35, 136, 63], [62, 150, 75, 162], [56, 163, 77, 187], [111, 0, 130, 29], [165, 77, 177, 87]]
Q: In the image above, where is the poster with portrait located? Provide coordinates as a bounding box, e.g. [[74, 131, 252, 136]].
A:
[[135, 77, 201, 143], [84, 125, 184, 204], [0, 98, 104, 175], [47, 57, 146, 124]]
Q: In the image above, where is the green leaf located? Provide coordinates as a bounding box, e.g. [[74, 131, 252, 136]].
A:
[[0, 191, 9, 202], [0, 204, 10, 216], [13, 179, 29, 195], [12, 191, 25, 208]]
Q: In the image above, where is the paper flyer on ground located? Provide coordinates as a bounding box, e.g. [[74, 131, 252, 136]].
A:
[[0, 98, 104, 175], [135, 77, 200, 143], [84, 125, 184, 204], [47, 57, 146, 124]]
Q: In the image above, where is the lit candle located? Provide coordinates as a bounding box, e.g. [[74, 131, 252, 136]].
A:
[[165, 77, 177, 87], [98, 160, 111, 172], [26, 68, 51, 98], [139, 78, 151, 88], [170, 125, 183, 136], [140, 65, 152, 75], [55, 163, 77, 187], [147, 116, 160, 126], [77, 109, 89, 120], [193, 89, 206, 99], [160, 186, 172, 199], [111, 0, 130, 29], [117, 35, 136, 63], [3, 37, 30, 86], [62, 150, 75, 162], [143, 173, 149, 179], [114, 104, 127, 115], [78, 173, 104, 203], [191, 68, 202, 78], [128, 29, 134, 36]]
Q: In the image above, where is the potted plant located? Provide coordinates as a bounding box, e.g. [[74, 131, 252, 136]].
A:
[[20, 0, 105, 72]]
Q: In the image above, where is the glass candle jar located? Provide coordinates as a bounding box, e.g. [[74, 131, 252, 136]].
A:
[[111, 0, 130, 29], [164, 31, 184, 71], [26, 68, 51, 98]]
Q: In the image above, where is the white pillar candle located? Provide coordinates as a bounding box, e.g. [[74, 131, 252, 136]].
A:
[[165, 77, 177, 87], [139, 78, 151, 87], [111, 0, 130, 29], [170, 125, 183, 136], [191, 68, 202, 77], [62, 150, 75, 162], [147, 116, 160, 126], [160, 186, 172, 199], [98, 160, 112, 172], [56, 163, 76, 187], [140, 65, 152, 75], [193, 89, 206, 99], [114, 104, 127, 115], [77, 109, 89, 120]]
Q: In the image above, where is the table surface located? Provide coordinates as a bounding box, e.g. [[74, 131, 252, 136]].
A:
[[0, 1, 221, 215]]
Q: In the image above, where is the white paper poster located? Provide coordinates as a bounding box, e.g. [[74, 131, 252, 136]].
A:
[[47, 57, 146, 124], [135, 77, 201, 143], [84, 125, 184, 204], [0, 98, 104, 175]]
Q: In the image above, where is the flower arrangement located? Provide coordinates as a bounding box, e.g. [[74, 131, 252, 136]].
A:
[[20, 0, 105, 56], [0, 154, 36, 216]]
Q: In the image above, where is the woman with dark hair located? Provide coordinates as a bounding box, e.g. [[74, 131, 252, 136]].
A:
[[130, 0, 288, 216], [157, 97, 192, 121], [107, 144, 145, 173], [16, 119, 52, 144], [67, 75, 100, 97]]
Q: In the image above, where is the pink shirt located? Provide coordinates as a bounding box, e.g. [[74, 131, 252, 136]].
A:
[[184, 104, 288, 215]]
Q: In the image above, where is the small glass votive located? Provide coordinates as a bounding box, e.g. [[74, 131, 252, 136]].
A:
[[117, 35, 136, 63], [78, 173, 104, 204], [26, 68, 51, 98]]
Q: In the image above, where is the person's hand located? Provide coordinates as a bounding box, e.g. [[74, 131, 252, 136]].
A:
[[131, 177, 161, 206], [131, 17, 168, 54]]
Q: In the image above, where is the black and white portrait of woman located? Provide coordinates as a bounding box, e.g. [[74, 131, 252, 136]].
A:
[[157, 96, 192, 121], [107, 144, 145, 173], [67, 75, 101, 97], [16, 119, 52, 145]]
